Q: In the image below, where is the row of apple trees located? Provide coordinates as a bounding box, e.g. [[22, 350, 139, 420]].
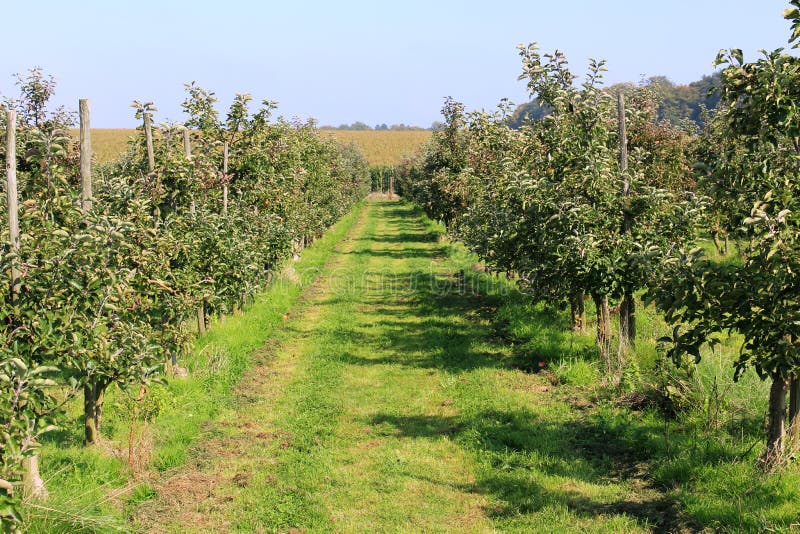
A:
[[0, 74, 369, 525], [398, 47, 697, 371], [397, 2, 800, 467]]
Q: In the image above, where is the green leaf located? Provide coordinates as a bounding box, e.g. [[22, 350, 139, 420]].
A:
[[9, 359, 27, 373]]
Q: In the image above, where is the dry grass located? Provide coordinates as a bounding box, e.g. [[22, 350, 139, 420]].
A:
[[70, 128, 430, 167], [68, 128, 136, 164], [322, 130, 430, 166]]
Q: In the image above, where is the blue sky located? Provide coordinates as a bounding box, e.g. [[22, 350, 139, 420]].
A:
[[0, 1, 793, 127]]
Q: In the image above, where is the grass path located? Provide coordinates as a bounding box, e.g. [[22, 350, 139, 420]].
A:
[[136, 200, 680, 533]]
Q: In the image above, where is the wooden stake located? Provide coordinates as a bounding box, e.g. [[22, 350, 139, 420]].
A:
[[223, 142, 229, 216], [766, 375, 788, 463], [183, 130, 203, 341], [79, 100, 92, 212], [143, 111, 160, 228], [197, 302, 206, 335], [619, 93, 629, 181], [183, 128, 191, 158], [790, 376, 800, 426], [144, 112, 155, 175], [7, 110, 48, 499], [5, 110, 19, 299], [183, 129, 196, 215], [618, 92, 635, 349]]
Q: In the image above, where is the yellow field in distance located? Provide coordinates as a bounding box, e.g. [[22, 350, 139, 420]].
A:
[[72, 129, 430, 167], [68, 129, 137, 165], [321, 130, 430, 167]]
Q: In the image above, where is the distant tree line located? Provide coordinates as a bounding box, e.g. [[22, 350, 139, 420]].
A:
[[320, 121, 431, 131], [324, 72, 721, 133], [507, 72, 722, 131]]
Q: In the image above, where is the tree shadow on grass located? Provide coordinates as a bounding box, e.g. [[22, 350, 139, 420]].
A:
[[332, 268, 592, 374], [367, 409, 701, 533], [312, 200, 794, 531], [344, 247, 444, 260], [333, 244, 699, 529], [353, 231, 440, 245], [340, 260, 786, 530]]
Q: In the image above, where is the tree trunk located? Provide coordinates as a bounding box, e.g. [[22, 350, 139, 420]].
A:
[[789, 376, 800, 430], [570, 292, 585, 332], [592, 293, 612, 369], [94, 381, 106, 436], [619, 292, 635, 347], [84, 383, 98, 445], [22, 456, 48, 500], [711, 230, 724, 256], [765, 374, 788, 465], [85, 379, 109, 446]]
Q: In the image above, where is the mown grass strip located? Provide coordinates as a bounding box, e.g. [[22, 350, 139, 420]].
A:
[[220, 201, 647, 532], [228, 207, 378, 531], [416, 203, 800, 533], [143, 200, 800, 533], [24, 202, 366, 533], [32, 199, 800, 533], [148, 202, 366, 473]]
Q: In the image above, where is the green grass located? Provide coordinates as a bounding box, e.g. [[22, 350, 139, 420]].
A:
[[22, 200, 800, 533], [21, 203, 365, 533], [456, 231, 798, 532], [139, 201, 656, 531]]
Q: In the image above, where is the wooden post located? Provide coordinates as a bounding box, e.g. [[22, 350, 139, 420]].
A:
[[79, 100, 92, 212], [144, 112, 155, 175], [593, 293, 612, 371], [7, 110, 48, 499], [182, 128, 203, 339], [790, 376, 800, 429], [183, 128, 191, 158], [184, 129, 196, 215], [618, 92, 635, 351], [78, 100, 103, 444], [144, 111, 160, 228], [619, 92, 630, 226], [6, 110, 20, 298], [570, 291, 585, 332], [222, 141, 229, 216], [197, 302, 206, 335]]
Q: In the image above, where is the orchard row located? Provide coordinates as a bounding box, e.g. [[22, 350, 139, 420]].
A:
[[0, 79, 369, 524], [398, 3, 800, 470]]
